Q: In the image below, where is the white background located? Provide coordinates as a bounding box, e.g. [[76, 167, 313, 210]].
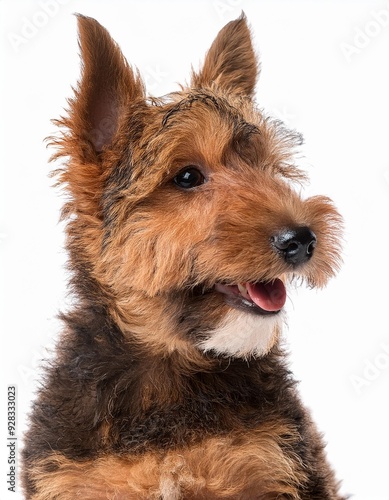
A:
[[1, 1, 389, 499]]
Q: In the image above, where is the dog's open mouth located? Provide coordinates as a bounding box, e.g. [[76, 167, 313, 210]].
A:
[[215, 279, 286, 315]]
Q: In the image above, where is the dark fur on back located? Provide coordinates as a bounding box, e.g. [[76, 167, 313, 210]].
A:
[[24, 304, 334, 497]]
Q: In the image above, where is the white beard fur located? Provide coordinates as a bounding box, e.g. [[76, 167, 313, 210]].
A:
[[198, 309, 285, 359]]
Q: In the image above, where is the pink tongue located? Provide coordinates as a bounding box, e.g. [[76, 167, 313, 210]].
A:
[[246, 279, 286, 312]]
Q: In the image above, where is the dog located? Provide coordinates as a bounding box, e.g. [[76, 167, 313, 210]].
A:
[[22, 14, 345, 499]]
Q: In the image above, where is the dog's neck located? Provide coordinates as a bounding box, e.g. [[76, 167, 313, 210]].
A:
[[109, 289, 214, 367]]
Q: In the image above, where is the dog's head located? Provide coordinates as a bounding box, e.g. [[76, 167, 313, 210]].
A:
[[52, 15, 342, 359]]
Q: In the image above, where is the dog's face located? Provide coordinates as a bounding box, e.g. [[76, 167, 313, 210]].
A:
[[53, 15, 342, 359]]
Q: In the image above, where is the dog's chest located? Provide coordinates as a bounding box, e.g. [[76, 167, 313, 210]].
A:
[[32, 425, 305, 499]]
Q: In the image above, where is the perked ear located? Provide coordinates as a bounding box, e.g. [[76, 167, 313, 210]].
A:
[[192, 13, 259, 97], [68, 15, 145, 154]]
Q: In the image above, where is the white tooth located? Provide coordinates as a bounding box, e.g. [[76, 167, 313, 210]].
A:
[[238, 283, 250, 299]]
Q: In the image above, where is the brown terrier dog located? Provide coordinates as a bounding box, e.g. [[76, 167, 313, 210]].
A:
[[22, 14, 345, 500]]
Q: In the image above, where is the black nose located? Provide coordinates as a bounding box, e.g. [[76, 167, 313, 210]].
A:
[[271, 226, 317, 265]]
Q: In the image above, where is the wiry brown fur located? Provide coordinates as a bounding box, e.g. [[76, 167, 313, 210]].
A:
[[22, 13, 345, 499]]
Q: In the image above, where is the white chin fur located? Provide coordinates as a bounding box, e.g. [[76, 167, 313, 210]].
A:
[[198, 309, 285, 359]]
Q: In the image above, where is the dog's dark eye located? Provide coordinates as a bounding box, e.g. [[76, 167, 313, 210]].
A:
[[173, 167, 206, 189]]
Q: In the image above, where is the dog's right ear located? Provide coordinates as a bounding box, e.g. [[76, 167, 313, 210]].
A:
[[64, 15, 145, 157], [192, 14, 259, 98]]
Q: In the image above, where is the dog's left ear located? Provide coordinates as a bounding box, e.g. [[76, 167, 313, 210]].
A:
[[66, 15, 145, 156], [192, 14, 259, 97]]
